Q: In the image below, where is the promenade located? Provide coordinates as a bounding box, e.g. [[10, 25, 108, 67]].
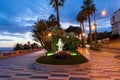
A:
[[0, 48, 120, 80]]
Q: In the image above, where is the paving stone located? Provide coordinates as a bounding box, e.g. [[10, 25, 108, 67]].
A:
[[15, 74, 31, 76], [69, 77, 91, 80], [8, 78, 27, 80], [50, 74, 68, 77], [29, 76, 48, 79], [0, 49, 120, 80], [0, 75, 11, 78]]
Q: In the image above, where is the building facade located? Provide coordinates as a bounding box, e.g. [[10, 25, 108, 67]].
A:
[[110, 8, 120, 35]]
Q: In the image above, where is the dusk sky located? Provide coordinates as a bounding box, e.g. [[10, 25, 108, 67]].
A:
[[0, 0, 120, 47]]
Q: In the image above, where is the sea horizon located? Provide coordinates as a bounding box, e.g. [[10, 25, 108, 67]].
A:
[[0, 47, 13, 52]]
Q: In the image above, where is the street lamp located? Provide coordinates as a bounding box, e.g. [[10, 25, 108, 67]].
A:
[[82, 32, 86, 36], [66, 36, 69, 39], [94, 10, 107, 43], [48, 32, 52, 37], [101, 10, 107, 16]]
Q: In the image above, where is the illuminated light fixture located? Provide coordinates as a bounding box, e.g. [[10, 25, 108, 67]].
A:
[[66, 36, 69, 38], [48, 32, 52, 37], [82, 32, 86, 36], [101, 10, 107, 16], [92, 25, 95, 30]]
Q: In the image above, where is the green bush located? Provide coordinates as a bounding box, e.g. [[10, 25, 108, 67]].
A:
[[51, 37, 59, 52], [64, 38, 80, 51]]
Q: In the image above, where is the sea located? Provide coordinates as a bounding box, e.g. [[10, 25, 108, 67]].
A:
[[0, 47, 13, 52]]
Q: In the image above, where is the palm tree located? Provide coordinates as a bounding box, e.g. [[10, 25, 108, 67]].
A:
[[48, 14, 57, 21], [32, 19, 51, 51], [76, 10, 87, 47], [48, 14, 57, 27], [81, 0, 96, 46], [32, 19, 63, 51], [76, 10, 87, 33], [49, 0, 65, 28], [65, 25, 81, 38]]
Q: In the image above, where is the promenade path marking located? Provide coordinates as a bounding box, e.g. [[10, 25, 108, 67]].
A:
[[0, 49, 120, 80]]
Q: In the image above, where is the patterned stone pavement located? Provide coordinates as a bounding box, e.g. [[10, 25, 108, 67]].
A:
[[0, 48, 120, 80]]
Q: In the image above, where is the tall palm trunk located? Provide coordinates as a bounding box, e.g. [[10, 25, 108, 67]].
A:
[[88, 14, 93, 46], [56, 4, 60, 28], [81, 21, 86, 47], [82, 21, 85, 32]]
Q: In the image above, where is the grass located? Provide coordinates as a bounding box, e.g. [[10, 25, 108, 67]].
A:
[[36, 52, 88, 65]]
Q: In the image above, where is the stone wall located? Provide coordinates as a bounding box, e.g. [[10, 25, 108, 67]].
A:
[[0, 48, 43, 59], [102, 39, 120, 49]]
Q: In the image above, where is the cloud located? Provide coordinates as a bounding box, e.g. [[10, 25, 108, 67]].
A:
[[0, 31, 36, 47], [0, 39, 13, 42], [0, 0, 119, 47], [0, 0, 52, 33], [0, 32, 26, 38]]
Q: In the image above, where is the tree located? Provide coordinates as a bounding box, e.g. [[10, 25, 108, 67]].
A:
[[31, 43, 39, 49], [47, 14, 57, 27], [32, 19, 63, 51], [76, 10, 87, 47], [81, 0, 96, 46], [32, 19, 50, 51], [49, 0, 65, 28], [14, 43, 23, 50], [76, 10, 87, 33], [65, 25, 81, 37], [48, 14, 57, 21]]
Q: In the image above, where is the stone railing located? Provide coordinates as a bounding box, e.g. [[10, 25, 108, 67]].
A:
[[102, 39, 120, 49], [0, 48, 43, 59]]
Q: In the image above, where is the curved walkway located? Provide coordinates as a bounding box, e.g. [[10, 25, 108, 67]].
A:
[[0, 49, 120, 80]]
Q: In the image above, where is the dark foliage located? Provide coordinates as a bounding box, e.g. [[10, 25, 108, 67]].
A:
[[110, 33, 120, 40], [54, 51, 71, 59], [65, 26, 81, 35], [14, 42, 39, 50], [64, 38, 80, 51]]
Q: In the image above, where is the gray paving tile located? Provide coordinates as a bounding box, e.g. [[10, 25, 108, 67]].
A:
[[0, 75, 11, 78], [29, 76, 48, 79], [15, 74, 32, 76], [51, 74, 68, 77], [69, 77, 91, 80], [0, 49, 120, 80]]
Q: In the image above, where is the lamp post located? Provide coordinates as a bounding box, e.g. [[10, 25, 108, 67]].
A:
[[94, 10, 107, 43]]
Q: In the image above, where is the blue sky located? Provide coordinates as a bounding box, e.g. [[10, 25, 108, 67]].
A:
[[0, 0, 120, 47]]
